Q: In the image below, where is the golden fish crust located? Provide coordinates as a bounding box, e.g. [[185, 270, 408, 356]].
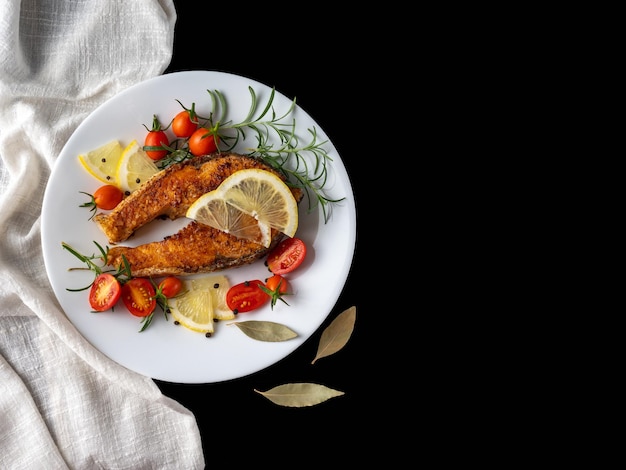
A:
[[96, 152, 303, 277], [105, 221, 286, 277], [93, 152, 283, 244]]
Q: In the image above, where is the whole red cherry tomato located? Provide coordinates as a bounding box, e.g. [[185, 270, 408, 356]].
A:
[[144, 115, 169, 160], [158, 276, 183, 298], [172, 110, 198, 138], [188, 127, 218, 156], [79, 184, 124, 219], [265, 274, 289, 294], [263, 274, 291, 310], [93, 184, 124, 210]]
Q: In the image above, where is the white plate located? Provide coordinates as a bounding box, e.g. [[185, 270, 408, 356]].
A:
[[41, 71, 356, 384]]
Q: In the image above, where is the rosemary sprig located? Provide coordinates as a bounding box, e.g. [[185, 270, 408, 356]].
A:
[[61, 241, 131, 291], [148, 87, 344, 222], [199, 87, 344, 223], [62, 241, 170, 332], [247, 125, 345, 222], [140, 279, 173, 333]]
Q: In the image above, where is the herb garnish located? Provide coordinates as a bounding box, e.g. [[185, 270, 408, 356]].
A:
[[152, 87, 344, 223], [61, 241, 170, 332], [61, 241, 130, 290]]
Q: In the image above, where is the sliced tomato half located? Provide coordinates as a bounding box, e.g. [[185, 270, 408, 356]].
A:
[[226, 280, 269, 313], [266, 237, 306, 275], [121, 278, 157, 317], [89, 273, 121, 312]]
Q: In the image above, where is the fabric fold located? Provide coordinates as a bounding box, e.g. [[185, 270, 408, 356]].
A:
[[1, 1, 205, 468]]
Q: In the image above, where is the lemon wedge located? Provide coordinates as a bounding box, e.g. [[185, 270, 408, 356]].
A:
[[78, 140, 124, 185], [186, 169, 298, 247], [185, 197, 272, 247], [169, 275, 233, 334], [189, 275, 234, 321], [170, 288, 214, 334], [116, 140, 160, 193]]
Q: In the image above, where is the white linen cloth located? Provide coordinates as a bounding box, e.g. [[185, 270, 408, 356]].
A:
[[0, 1, 204, 468]]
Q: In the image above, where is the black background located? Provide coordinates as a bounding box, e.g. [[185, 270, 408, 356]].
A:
[[155, 2, 382, 462]]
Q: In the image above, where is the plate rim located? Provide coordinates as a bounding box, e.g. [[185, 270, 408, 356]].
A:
[[41, 70, 357, 383]]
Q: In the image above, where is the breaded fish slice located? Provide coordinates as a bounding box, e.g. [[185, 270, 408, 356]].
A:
[[93, 153, 280, 244], [105, 221, 284, 278]]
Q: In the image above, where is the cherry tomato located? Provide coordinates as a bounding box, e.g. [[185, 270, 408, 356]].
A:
[[266, 237, 306, 275], [265, 274, 289, 294], [89, 273, 121, 312], [144, 115, 169, 160], [172, 110, 198, 138], [121, 278, 156, 317], [145, 130, 169, 160], [188, 127, 218, 156], [158, 276, 183, 298], [226, 279, 269, 313], [93, 184, 124, 210], [263, 274, 291, 310]]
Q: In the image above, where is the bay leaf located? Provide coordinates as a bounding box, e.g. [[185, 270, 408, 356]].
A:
[[254, 383, 344, 407], [311, 306, 356, 364], [231, 320, 298, 342]]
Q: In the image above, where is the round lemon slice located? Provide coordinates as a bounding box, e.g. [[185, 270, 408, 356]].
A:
[[116, 140, 160, 193], [186, 169, 298, 246], [78, 140, 124, 185]]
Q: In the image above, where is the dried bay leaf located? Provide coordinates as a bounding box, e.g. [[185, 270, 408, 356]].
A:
[[312, 305, 356, 364], [255, 383, 344, 407], [231, 320, 298, 342]]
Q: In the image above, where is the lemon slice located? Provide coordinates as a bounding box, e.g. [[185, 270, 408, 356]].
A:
[[186, 197, 272, 247], [190, 275, 234, 321], [186, 169, 298, 246], [170, 288, 214, 334], [116, 140, 160, 193], [78, 140, 124, 185], [169, 275, 233, 334]]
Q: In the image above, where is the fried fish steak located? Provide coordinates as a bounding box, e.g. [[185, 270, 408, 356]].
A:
[[98, 151, 304, 277], [105, 221, 288, 277], [93, 152, 282, 244]]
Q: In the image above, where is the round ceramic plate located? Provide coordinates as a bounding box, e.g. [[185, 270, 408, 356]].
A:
[[41, 71, 356, 384]]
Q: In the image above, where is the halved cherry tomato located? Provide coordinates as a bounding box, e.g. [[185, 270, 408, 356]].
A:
[[263, 274, 291, 310], [188, 127, 218, 156], [93, 184, 124, 210], [121, 278, 156, 317], [266, 237, 306, 275], [158, 276, 183, 298], [172, 110, 198, 138], [144, 115, 169, 160], [226, 279, 269, 313], [89, 273, 121, 312]]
